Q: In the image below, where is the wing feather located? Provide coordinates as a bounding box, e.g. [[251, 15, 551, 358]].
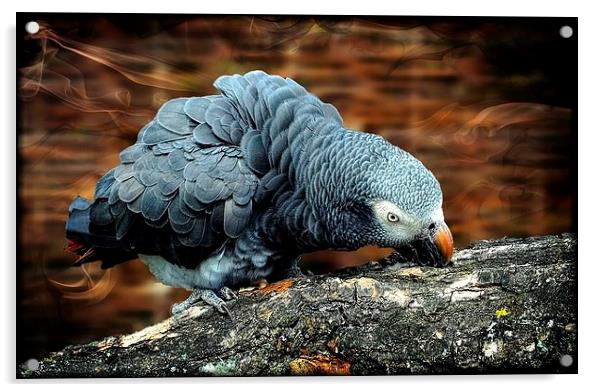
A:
[[141, 186, 172, 222], [141, 121, 188, 145], [223, 199, 251, 237], [156, 98, 193, 135], [97, 70, 348, 265], [118, 177, 145, 203]]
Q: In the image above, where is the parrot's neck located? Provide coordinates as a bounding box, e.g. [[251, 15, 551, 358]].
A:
[[259, 124, 375, 253]]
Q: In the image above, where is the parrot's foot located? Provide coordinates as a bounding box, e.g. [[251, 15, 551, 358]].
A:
[[171, 288, 233, 317], [218, 286, 238, 301], [171, 289, 204, 315]]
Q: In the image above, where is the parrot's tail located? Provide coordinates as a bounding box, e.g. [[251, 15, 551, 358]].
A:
[[65, 196, 136, 268]]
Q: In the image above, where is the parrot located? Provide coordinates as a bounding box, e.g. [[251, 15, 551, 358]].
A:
[[65, 70, 454, 316]]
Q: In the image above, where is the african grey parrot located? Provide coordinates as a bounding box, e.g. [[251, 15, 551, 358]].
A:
[[66, 70, 453, 315]]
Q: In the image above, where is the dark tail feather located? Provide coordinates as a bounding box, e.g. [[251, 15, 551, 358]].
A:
[[66, 196, 91, 237], [65, 196, 136, 268], [65, 197, 97, 264]]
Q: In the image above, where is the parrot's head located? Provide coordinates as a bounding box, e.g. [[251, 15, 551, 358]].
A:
[[318, 132, 453, 267]]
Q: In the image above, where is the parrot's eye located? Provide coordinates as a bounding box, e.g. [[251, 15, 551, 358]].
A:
[[387, 212, 400, 223]]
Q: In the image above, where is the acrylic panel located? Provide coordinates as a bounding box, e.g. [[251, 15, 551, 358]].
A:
[[16, 13, 577, 377]]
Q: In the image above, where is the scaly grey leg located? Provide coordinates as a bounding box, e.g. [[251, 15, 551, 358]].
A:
[[171, 288, 231, 317], [171, 289, 204, 315]]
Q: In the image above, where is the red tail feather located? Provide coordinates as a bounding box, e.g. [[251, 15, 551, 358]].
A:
[[66, 239, 97, 266], [65, 239, 86, 254]]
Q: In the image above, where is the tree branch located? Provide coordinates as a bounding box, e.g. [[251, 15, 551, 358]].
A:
[[20, 234, 577, 377]]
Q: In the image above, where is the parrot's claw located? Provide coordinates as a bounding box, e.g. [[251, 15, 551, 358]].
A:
[[199, 289, 233, 318], [215, 301, 232, 319], [171, 288, 233, 318], [171, 288, 203, 315], [218, 286, 238, 301]]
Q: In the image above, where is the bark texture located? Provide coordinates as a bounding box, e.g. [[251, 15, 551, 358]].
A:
[[20, 233, 577, 378]]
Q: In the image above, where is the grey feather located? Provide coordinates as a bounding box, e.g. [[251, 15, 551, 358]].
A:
[[183, 97, 212, 123], [193, 123, 223, 146], [269, 133, 288, 167], [137, 169, 159, 187], [172, 217, 196, 235], [115, 208, 135, 240], [253, 169, 277, 204], [210, 202, 225, 233], [158, 173, 183, 196], [95, 170, 115, 198], [195, 172, 217, 191], [119, 144, 147, 163], [205, 101, 235, 144], [118, 177, 145, 203], [232, 184, 255, 205], [240, 130, 268, 174], [178, 214, 208, 247], [109, 199, 126, 216], [267, 86, 298, 116], [126, 191, 144, 213], [157, 98, 193, 135], [90, 200, 112, 226], [168, 196, 192, 226], [108, 182, 120, 205], [152, 142, 175, 156], [167, 149, 189, 172], [141, 121, 188, 145], [68, 196, 90, 213], [182, 181, 207, 211], [141, 187, 171, 221], [215, 154, 238, 173], [196, 179, 228, 204], [223, 198, 251, 238], [274, 189, 293, 207], [183, 162, 203, 182], [322, 103, 343, 125], [114, 163, 135, 182], [278, 148, 292, 174], [265, 173, 288, 192]]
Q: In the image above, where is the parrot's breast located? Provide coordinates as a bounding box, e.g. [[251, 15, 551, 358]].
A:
[[139, 245, 275, 290]]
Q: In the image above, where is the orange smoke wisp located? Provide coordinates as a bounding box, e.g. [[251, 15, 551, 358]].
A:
[[35, 27, 206, 92], [47, 264, 118, 305]]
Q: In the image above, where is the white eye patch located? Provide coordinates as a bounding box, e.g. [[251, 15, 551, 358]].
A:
[[430, 207, 445, 224], [372, 200, 410, 225], [371, 200, 420, 241]]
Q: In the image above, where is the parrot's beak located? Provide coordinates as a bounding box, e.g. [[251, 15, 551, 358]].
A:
[[392, 221, 454, 267], [434, 222, 453, 266]]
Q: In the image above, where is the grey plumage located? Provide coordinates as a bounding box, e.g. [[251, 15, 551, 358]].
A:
[[66, 70, 451, 312]]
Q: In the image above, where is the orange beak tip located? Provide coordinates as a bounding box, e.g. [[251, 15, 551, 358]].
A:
[[434, 223, 454, 265]]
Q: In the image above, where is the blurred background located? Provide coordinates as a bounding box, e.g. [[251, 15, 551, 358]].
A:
[[17, 14, 576, 362]]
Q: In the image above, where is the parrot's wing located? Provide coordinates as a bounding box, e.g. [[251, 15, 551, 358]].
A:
[[211, 70, 344, 176], [99, 70, 343, 261], [205, 70, 344, 209], [103, 95, 259, 259]]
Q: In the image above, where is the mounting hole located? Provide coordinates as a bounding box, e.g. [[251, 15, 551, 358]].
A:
[[25, 21, 40, 35], [25, 358, 39, 371], [559, 25, 573, 39], [560, 354, 573, 367]]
